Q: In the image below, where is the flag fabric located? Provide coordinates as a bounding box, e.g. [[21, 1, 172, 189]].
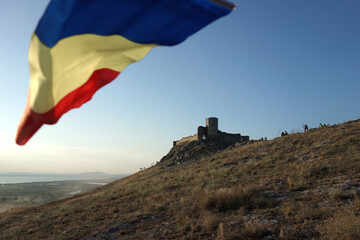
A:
[[16, 0, 234, 145]]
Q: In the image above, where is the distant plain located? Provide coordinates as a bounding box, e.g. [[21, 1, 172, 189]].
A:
[[0, 173, 127, 212]]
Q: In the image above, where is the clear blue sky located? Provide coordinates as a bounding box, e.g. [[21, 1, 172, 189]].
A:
[[0, 0, 359, 174]]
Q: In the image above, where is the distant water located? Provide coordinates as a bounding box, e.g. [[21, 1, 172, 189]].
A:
[[0, 174, 115, 184]]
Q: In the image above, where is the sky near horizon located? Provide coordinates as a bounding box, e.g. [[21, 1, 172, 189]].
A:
[[0, 0, 359, 174]]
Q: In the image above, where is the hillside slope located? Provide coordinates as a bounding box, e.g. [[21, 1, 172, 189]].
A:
[[1, 120, 360, 239]]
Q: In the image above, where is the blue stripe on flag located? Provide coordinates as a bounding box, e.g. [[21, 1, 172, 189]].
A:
[[35, 0, 231, 48]]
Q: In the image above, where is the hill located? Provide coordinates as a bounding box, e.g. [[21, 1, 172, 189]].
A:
[[1, 120, 360, 239]]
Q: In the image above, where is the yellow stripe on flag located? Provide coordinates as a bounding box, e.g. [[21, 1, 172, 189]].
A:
[[29, 34, 156, 113]]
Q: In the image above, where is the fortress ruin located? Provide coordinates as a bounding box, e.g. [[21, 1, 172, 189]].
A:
[[173, 117, 249, 146]]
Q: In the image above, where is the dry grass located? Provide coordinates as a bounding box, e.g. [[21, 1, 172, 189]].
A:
[[354, 193, 360, 209], [216, 223, 225, 240], [200, 210, 219, 231], [241, 222, 270, 239], [200, 186, 276, 213], [0, 119, 359, 239], [329, 188, 352, 201], [317, 207, 360, 240]]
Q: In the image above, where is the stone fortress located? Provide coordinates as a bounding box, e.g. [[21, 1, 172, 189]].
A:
[[173, 117, 249, 146]]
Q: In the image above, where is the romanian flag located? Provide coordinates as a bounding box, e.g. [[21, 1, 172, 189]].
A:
[[16, 0, 234, 145]]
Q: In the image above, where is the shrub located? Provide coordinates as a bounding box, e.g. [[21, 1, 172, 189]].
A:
[[200, 210, 219, 231], [242, 222, 269, 239], [329, 189, 352, 201], [201, 186, 275, 212], [318, 209, 360, 240]]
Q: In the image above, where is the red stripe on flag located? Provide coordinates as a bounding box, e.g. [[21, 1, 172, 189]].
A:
[[16, 69, 120, 145]]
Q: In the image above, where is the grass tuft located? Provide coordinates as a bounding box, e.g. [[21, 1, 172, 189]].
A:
[[317, 208, 360, 240], [200, 186, 275, 212]]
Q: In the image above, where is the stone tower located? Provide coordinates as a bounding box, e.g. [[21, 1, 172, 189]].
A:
[[206, 117, 218, 140]]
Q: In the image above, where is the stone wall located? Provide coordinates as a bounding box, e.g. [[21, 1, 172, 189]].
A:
[[173, 118, 249, 146], [217, 131, 249, 144]]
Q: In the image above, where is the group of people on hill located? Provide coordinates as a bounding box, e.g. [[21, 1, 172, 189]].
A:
[[281, 123, 329, 137], [249, 137, 267, 143], [319, 123, 329, 128], [281, 131, 288, 137], [258, 122, 333, 140]]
